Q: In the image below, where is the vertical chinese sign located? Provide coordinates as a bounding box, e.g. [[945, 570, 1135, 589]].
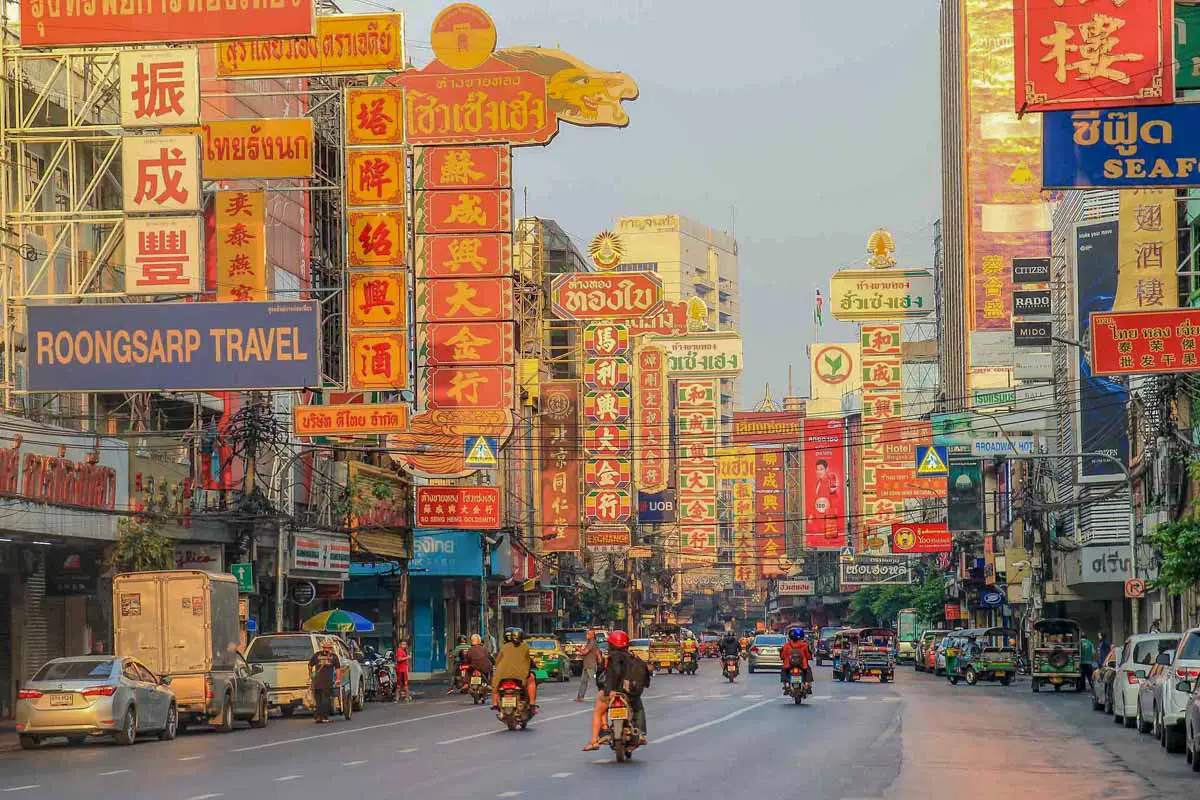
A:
[[1114, 189, 1178, 312], [860, 324, 903, 553], [213, 191, 267, 301], [540, 381, 582, 553], [732, 470, 756, 586], [633, 343, 669, 494], [755, 447, 786, 579], [676, 378, 719, 562], [344, 86, 408, 393], [803, 417, 846, 551], [582, 323, 633, 551]]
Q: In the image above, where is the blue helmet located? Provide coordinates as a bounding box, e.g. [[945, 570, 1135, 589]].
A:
[[789, 627, 806, 641]]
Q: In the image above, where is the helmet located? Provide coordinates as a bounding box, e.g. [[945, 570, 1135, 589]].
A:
[[789, 627, 806, 641], [504, 627, 524, 643], [608, 630, 630, 649], [458, 635, 468, 644], [470, 634, 482, 646]]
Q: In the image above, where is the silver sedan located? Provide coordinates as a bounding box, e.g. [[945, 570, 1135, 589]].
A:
[[15, 656, 177, 749], [748, 635, 787, 673]]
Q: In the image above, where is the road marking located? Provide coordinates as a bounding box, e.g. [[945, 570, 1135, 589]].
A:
[[274, 775, 302, 782], [811, 695, 833, 700], [186, 794, 223, 800], [497, 793, 524, 798], [742, 694, 763, 699], [231, 705, 480, 752], [656, 699, 774, 744], [703, 693, 729, 699], [342, 760, 368, 767], [551, 772, 572, 778], [437, 708, 591, 744], [396, 747, 419, 754], [847, 696, 867, 701], [178, 755, 204, 761], [671, 693, 695, 700], [99, 769, 131, 776], [2, 788, 40, 794]]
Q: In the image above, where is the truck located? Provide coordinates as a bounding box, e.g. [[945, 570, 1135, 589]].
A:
[[113, 570, 268, 731], [896, 608, 920, 663]]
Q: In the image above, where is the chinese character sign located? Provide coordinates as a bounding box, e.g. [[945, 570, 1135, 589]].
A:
[[731, 476, 756, 587], [349, 332, 408, 391], [1014, 0, 1173, 112], [348, 210, 406, 267], [414, 145, 511, 190], [677, 378, 719, 561], [416, 233, 512, 278], [347, 149, 407, 207], [425, 321, 514, 366], [1115, 189, 1178, 312], [349, 272, 407, 328], [803, 418, 846, 551], [583, 322, 632, 531], [425, 366, 513, 409], [1090, 308, 1200, 376], [346, 88, 404, 145], [213, 190, 266, 302], [122, 135, 201, 213], [414, 189, 511, 235], [120, 49, 200, 129], [755, 447, 786, 579], [634, 343, 669, 493], [860, 324, 903, 549], [124, 216, 202, 295], [418, 277, 513, 323], [540, 381, 581, 553]]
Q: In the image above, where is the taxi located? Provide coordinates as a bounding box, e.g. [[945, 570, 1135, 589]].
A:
[[528, 638, 570, 682], [630, 638, 652, 663]]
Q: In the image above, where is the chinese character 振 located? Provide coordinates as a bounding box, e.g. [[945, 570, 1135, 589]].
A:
[[129, 60, 186, 120]]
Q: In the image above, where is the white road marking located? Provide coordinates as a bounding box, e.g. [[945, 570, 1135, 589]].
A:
[[847, 696, 867, 701], [655, 699, 774, 744], [274, 775, 303, 782], [396, 747, 419, 753], [2, 788, 40, 794], [231, 705, 481, 752], [811, 695, 833, 700], [497, 792, 524, 798], [186, 794, 223, 800], [437, 708, 591, 744], [342, 760, 368, 767], [551, 772, 572, 778], [742, 694, 764, 699], [703, 693, 729, 699], [99, 769, 131, 776], [178, 755, 204, 761], [671, 693, 695, 700]]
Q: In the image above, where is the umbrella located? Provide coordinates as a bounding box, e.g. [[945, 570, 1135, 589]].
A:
[[302, 609, 376, 633]]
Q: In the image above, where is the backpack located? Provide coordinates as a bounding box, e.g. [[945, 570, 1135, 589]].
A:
[[621, 653, 650, 696]]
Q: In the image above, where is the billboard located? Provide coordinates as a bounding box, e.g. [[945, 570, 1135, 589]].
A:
[[26, 302, 319, 392], [1091, 309, 1200, 376], [1043, 106, 1200, 189], [650, 332, 743, 378], [123, 135, 201, 213], [948, 461, 984, 532], [294, 403, 408, 437], [839, 555, 914, 586], [1073, 219, 1128, 482], [415, 487, 502, 529], [637, 490, 676, 524], [540, 381, 581, 553], [829, 269, 934, 321], [860, 324, 903, 538], [416, 233, 512, 278], [216, 14, 405, 77], [1013, 0, 1173, 112], [804, 418, 845, 550], [677, 379, 720, 560], [810, 342, 860, 416], [550, 273, 664, 321], [1114, 189, 1178, 312], [730, 411, 802, 446], [754, 447, 786, 578], [891, 523, 952, 554]]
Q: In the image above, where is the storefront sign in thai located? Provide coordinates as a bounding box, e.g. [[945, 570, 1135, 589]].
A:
[[415, 486, 502, 529], [838, 554, 913, 586], [169, 119, 314, 180], [217, 14, 404, 77], [549, 273, 663, 320], [1043, 106, 1200, 188], [890, 523, 952, 554], [294, 403, 408, 437], [650, 332, 743, 378], [829, 269, 934, 321], [730, 411, 802, 446], [1090, 307, 1200, 375]]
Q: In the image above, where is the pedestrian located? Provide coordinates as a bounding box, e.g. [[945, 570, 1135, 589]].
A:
[[394, 639, 410, 701], [1098, 632, 1111, 665], [1080, 634, 1095, 691], [575, 630, 601, 702], [308, 639, 340, 723], [1150, 619, 1162, 633]]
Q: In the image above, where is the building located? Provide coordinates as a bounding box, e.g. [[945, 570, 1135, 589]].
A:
[[614, 214, 742, 419]]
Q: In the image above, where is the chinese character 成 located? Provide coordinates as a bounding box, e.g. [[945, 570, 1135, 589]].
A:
[[134, 147, 189, 206], [129, 60, 186, 120], [444, 194, 488, 226]]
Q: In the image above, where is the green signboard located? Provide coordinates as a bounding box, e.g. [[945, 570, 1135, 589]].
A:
[[231, 562, 254, 593], [1179, 5, 1200, 90]]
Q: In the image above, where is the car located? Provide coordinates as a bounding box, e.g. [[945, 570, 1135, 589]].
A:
[[815, 627, 843, 666], [748, 634, 786, 673], [245, 632, 364, 717], [934, 636, 956, 676], [915, 629, 950, 673], [528, 638, 570, 682], [1141, 628, 1200, 753], [629, 639, 652, 663], [1184, 671, 1200, 771], [1112, 633, 1180, 728], [555, 628, 591, 675], [15, 656, 177, 749], [1091, 645, 1122, 713]]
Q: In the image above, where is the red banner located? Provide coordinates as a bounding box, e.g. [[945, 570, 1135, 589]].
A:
[[415, 486, 502, 529], [804, 417, 845, 550], [540, 382, 581, 553], [1090, 308, 1200, 375], [414, 189, 511, 235], [425, 366, 513, 409], [891, 523, 952, 554], [425, 321, 515, 366], [730, 411, 803, 446], [634, 344, 669, 493], [399, 64, 557, 146], [415, 145, 511, 190], [1014, 0, 1173, 113], [416, 233, 512, 278], [625, 300, 688, 336], [549, 272, 664, 320], [420, 277, 513, 323], [755, 447, 786, 578]]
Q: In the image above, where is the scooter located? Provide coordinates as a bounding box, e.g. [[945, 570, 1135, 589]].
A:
[[680, 650, 699, 676], [453, 660, 472, 694], [783, 663, 810, 705], [495, 679, 532, 731], [605, 691, 641, 763], [722, 654, 740, 683], [468, 669, 489, 705]]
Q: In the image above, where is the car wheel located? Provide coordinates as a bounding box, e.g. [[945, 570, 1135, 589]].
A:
[[114, 707, 137, 746], [216, 694, 234, 732], [353, 680, 365, 712], [250, 695, 268, 729], [1192, 730, 1200, 772], [1138, 706, 1152, 734], [1158, 710, 1167, 748], [18, 735, 40, 750], [158, 703, 178, 741], [1165, 720, 1186, 754], [280, 705, 295, 718]]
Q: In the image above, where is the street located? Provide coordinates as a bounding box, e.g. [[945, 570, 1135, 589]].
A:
[[3, 664, 1196, 800]]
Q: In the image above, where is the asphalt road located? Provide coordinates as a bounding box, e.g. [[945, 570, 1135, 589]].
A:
[[2, 661, 1198, 799]]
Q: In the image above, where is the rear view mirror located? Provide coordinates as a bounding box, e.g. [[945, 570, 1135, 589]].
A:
[[1176, 680, 1192, 694], [250, 664, 264, 675], [1156, 652, 1174, 666], [159, 675, 173, 686], [1135, 669, 1148, 680]]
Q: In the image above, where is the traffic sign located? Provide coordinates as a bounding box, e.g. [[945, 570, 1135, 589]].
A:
[[839, 546, 855, 560], [231, 562, 254, 593], [464, 436, 498, 469], [1124, 578, 1146, 599], [916, 445, 949, 476]]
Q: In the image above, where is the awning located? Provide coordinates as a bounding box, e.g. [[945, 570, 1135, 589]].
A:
[[352, 530, 411, 560]]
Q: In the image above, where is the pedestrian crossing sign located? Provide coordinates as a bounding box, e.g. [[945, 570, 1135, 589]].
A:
[[464, 436, 498, 469], [916, 445, 949, 476]]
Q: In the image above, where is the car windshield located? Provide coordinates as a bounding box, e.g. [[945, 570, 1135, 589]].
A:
[[755, 636, 786, 646], [820, 629, 842, 641], [33, 659, 115, 681], [1180, 632, 1200, 661], [1131, 637, 1180, 665], [559, 631, 588, 643], [528, 640, 556, 651], [631, 639, 650, 647], [246, 635, 315, 663]]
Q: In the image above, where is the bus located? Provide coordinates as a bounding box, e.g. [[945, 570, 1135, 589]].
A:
[[896, 608, 920, 662]]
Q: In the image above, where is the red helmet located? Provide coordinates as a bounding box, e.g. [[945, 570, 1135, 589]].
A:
[[607, 630, 630, 649]]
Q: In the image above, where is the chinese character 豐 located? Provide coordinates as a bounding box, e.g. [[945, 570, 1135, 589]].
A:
[[135, 227, 190, 287]]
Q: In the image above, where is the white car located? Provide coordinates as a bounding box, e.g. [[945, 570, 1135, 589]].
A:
[[934, 636, 953, 676], [1114, 633, 1181, 729], [1092, 645, 1121, 713], [1140, 628, 1200, 753]]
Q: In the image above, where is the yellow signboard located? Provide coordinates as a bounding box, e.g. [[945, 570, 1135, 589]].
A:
[[170, 118, 313, 180], [1115, 189, 1179, 312], [216, 14, 405, 77], [717, 447, 755, 481], [829, 269, 935, 321], [214, 190, 267, 302]]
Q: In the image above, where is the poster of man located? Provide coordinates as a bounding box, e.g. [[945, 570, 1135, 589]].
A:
[[804, 418, 846, 549]]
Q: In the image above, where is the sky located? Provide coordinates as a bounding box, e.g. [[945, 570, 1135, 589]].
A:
[[350, 0, 943, 407]]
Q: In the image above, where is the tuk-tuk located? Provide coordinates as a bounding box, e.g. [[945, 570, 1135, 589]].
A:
[[855, 628, 896, 683], [1029, 618, 1084, 693], [831, 629, 856, 680], [647, 623, 683, 673], [947, 627, 1018, 686]]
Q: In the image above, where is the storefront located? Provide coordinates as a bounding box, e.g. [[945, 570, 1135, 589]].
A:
[[285, 529, 351, 631], [342, 462, 410, 651]]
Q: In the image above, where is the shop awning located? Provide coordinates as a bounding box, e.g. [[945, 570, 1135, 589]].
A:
[[352, 530, 411, 560]]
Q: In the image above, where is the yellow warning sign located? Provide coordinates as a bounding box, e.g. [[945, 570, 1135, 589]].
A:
[[464, 436, 498, 469], [916, 446, 948, 476]]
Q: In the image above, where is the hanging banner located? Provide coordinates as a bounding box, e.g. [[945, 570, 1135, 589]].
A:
[[414, 145, 511, 190], [173, 119, 314, 180], [346, 149, 407, 207], [413, 189, 512, 235], [732, 476, 756, 587], [860, 324, 903, 543], [582, 323, 632, 531], [730, 411, 802, 446], [217, 14, 405, 77], [348, 332, 408, 391], [416, 233, 512, 278], [1090, 308, 1200, 376], [418, 277, 514, 323], [425, 366, 513, 409], [677, 378, 719, 561], [345, 87, 404, 145], [1013, 0, 1173, 113], [633, 343, 669, 493], [424, 321, 515, 366], [214, 190, 267, 302], [120, 49, 201, 129], [540, 381, 581, 552], [803, 417, 845, 550], [829, 269, 934, 321], [1114, 189, 1178, 312], [755, 447, 786, 579], [348, 210, 407, 267]]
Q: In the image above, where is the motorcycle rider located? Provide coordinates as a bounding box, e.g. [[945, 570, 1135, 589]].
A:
[[780, 627, 813, 692], [465, 633, 493, 686], [583, 630, 649, 751], [719, 632, 741, 661], [491, 627, 537, 713], [448, 634, 472, 693]]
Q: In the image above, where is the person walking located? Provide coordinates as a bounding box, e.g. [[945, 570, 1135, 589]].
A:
[[394, 639, 411, 701], [1098, 632, 1111, 665], [308, 639, 341, 723], [575, 630, 601, 702]]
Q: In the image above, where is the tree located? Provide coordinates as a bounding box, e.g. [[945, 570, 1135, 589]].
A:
[[566, 581, 620, 627], [109, 516, 175, 573], [845, 572, 947, 627], [1148, 517, 1200, 595]]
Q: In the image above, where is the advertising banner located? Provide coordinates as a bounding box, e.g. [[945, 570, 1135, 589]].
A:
[[294, 403, 408, 437], [401, 68, 557, 146], [120, 49, 200, 129], [948, 461, 984, 532], [730, 411, 802, 446], [1013, 257, 1051, 285], [1043, 105, 1200, 189], [346, 149, 407, 207], [424, 321, 515, 366], [755, 447, 786, 578], [810, 342, 860, 416], [1073, 218, 1128, 482], [1013, 0, 1173, 112], [124, 216, 203, 296], [860, 324, 903, 540], [416, 233, 512, 278], [415, 487, 502, 529], [829, 269, 934, 321], [348, 332, 408, 391], [803, 418, 845, 550], [586, 526, 632, 553], [214, 190, 267, 302], [26, 302, 319, 392], [650, 332, 743, 378], [123, 135, 201, 214], [217, 14, 405, 77], [1091, 308, 1200, 376], [637, 490, 677, 524], [1114, 189, 1178, 312], [633, 343, 669, 493], [891, 523, 952, 554], [19, 0, 315, 47], [345, 88, 405, 145], [677, 378, 720, 560], [583, 324, 632, 532], [549, 272, 664, 321], [176, 119, 314, 180], [540, 381, 581, 553], [839, 555, 914, 586], [626, 301, 688, 337]]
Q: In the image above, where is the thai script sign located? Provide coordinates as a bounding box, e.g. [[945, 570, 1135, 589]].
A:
[[214, 190, 267, 302], [415, 486, 502, 529], [775, 579, 815, 596], [829, 269, 934, 321], [1114, 188, 1177, 311], [625, 300, 687, 336], [1090, 307, 1200, 375], [838, 555, 913, 586], [19, 0, 315, 48], [120, 49, 200, 129], [1013, 0, 1173, 113], [890, 523, 951, 555], [416, 233, 511, 278], [0, 439, 117, 510], [540, 381, 582, 553], [123, 135, 201, 213], [549, 272, 663, 320], [124, 216, 202, 295], [414, 145, 511, 190], [169, 119, 314, 180], [294, 403, 408, 437], [1043, 106, 1200, 188], [401, 68, 557, 146], [731, 411, 802, 446], [25, 301, 320, 392], [649, 332, 743, 377], [217, 13, 403, 77]]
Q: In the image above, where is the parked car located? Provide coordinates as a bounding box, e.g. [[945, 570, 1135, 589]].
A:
[[1184, 673, 1200, 771], [934, 636, 957, 677], [1140, 628, 1200, 753], [915, 629, 950, 673], [245, 632, 364, 717], [815, 627, 843, 666], [748, 634, 787, 673], [1113, 633, 1180, 728], [15, 656, 177, 749], [1092, 645, 1122, 713]]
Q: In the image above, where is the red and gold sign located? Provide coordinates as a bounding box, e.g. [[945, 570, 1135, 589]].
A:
[[349, 272, 406, 328], [755, 447, 787, 579], [549, 272, 664, 320], [585, 458, 631, 490], [415, 486, 503, 529], [216, 14, 405, 77], [214, 190, 267, 302], [426, 366, 513, 409], [586, 526, 632, 552], [400, 67, 557, 146], [582, 357, 631, 390], [348, 210, 406, 267], [891, 523, 952, 554], [677, 378, 719, 560], [582, 322, 631, 356], [414, 189, 511, 235], [1091, 308, 1200, 375], [416, 233, 512, 278], [584, 424, 630, 455], [347, 149, 406, 207], [730, 411, 803, 446], [419, 277, 513, 323], [583, 390, 631, 423], [634, 344, 669, 493], [860, 324, 903, 546], [346, 88, 404, 145], [387, 408, 514, 479], [1014, 0, 1173, 113], [294, 403, 409, 437], [626, 300, 688, 336], [415, 146, 511, 190], [349, 332, 408, 391], [429, 3, 497, 70], [584, 488, 632, 524], [425, 322, 515, 366], [172, 119, 314, 180], [540, 381, 581, 553]]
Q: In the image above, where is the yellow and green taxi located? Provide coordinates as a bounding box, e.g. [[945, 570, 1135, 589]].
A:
[[528, 638, 570, 682], [630, 638, 652, 663]]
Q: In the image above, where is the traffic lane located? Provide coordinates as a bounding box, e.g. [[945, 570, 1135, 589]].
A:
[[885, 667, 1188, 799]]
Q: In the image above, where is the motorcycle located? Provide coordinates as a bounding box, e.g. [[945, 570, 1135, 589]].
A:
[[468, 668, 489, 705], [363, 652, 396, 702], [680, 649, 699, 676], [604, 691, 642, 763], [722, 654, 740, 683], [453, 660, 472, 694], [783, 663, 810, 705], [495, 679, 532, 731]]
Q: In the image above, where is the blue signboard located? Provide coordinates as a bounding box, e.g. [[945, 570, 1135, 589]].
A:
[[26, 301, 321, 392], [1043, 105, 1200, 188], [637, 490, 676, 524], [411, 529, 509, 578]]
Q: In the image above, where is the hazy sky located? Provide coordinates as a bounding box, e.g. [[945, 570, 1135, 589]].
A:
[[352, 0, 943, 406]]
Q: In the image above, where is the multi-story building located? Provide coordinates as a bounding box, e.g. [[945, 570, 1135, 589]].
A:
[[613, 214, 742, 420]]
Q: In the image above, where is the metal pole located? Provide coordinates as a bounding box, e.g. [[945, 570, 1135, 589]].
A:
[[481, 537, 489, 640], [1128, 466, 1139, 636], [275, 522, 286, 633]]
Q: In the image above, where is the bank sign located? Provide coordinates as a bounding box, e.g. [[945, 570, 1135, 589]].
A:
[[25, 302, 321, 392]]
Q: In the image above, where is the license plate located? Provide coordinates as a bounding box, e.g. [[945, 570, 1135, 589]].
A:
[[869, 670, 880, 675], [470, 677, 482, 685], [608, 707, 628, 720], [1051, 676, 1062, 684], [790, 676, 804, 685], [49, 693, 72, 707], [501, 696, 517, 708]]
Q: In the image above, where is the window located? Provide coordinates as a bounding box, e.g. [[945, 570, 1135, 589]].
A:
[[1179, 632, 1200, 661], [33, 659, 114, 681], [123, 662, 141, 682], [135, 663, 157, 684], [246, 635, 316, 663], [1132, 637, 1180, 665]]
